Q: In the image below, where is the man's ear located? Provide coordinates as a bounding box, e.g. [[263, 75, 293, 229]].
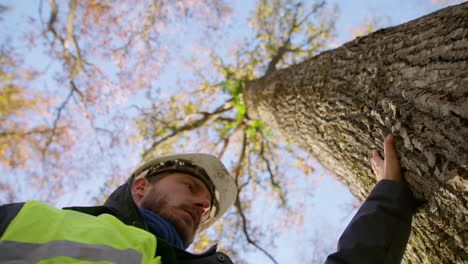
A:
[[131, 177, 150, 206]]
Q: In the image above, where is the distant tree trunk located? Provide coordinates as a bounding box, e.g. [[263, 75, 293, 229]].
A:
[[245, 3, 467, 264]]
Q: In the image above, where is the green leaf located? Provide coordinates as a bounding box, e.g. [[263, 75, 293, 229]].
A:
[[222, 80, 243, 97], [236, 103, 246, 118], [251, 120, 264, 128], [245, 127, 257, 136]]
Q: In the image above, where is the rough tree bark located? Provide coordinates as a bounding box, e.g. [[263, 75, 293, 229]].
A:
[[245, 3, 467, 264]]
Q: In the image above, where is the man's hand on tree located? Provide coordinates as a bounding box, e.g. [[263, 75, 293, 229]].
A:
[[371, 134, 403, 182]]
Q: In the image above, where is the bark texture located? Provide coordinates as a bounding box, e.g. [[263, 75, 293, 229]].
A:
[[245, 3, 467, 263]]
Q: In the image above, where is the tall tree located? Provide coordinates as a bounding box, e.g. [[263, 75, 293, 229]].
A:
[[244, 3, 467, 263]]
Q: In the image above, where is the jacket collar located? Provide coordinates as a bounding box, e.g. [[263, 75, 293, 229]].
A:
[[102, 179, 148, 230]]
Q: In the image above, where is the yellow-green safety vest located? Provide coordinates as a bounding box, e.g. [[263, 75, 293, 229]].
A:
[[0, 200, 162, 264]]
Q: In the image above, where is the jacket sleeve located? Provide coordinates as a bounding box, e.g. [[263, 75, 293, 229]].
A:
[[325, 180, 415, 264], [0, 202, 25, 238]]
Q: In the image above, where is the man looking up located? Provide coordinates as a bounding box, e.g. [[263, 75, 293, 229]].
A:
[[0, 134, 415, 264], [0, 154, 237, 263], [130, 157, 229, 249]]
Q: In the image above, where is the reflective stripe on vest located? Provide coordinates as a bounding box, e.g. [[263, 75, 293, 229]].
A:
[[0, 201, 162, 264], [0, 240, 140, 264]]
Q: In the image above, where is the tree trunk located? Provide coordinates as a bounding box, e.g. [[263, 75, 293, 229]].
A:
[[244, 3, 467, 263]]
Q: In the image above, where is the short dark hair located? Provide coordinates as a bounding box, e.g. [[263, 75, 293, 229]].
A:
[[145, 171, 172, 184]]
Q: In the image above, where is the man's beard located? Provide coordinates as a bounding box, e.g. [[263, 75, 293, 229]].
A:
[[140, 191, 198, 247]]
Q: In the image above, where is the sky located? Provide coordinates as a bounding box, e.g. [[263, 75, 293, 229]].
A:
[[1, 0, 464, 263]]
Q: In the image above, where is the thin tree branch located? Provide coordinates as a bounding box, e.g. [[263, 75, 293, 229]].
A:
[[70, 80, 93, 122], [42, 88, 74, 153], [47, 0, 65, 46], [216, 123, 247, 159], [113, 0, 161, 52], [265, 45, 289, 76], [259, 135, 286, 206], [47, 0, 84, 78], [264, 2, 301, 76], [233, 132, 279, 264], [41, 0, 97, 162], [0, 128, 55, 137], [218, 117, 237, 123], [295, 1, 325, 30], [142, 101, 234, 159], [130, 104, 169, 127], [66, 0, 83, 79], [264, 1, 326, 76], [234, 132, 249, 190]]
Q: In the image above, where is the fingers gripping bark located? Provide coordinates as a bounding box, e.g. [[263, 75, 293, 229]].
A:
[[371, 134, 402, 182]]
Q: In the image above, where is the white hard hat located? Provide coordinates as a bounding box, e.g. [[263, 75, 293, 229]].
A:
[[132, 153, 237, 231]]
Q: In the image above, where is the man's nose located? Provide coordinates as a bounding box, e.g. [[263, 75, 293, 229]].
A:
[[193, 196, 211, 215]]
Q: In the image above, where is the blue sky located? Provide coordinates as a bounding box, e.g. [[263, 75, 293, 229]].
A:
[[1, 0, 463, 263]]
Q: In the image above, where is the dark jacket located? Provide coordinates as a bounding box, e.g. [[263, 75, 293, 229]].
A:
[[0, 179, 415, 264], [325, 179, 416, 264]]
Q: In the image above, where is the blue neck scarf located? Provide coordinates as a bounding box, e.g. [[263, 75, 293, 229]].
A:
[[140, 209, 185, 249]]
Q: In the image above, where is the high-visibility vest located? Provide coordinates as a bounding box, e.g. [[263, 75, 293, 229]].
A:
[[0, 200, 162, 264]]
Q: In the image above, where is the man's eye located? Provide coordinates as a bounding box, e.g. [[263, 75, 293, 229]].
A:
[[185, 183, 193, 191]]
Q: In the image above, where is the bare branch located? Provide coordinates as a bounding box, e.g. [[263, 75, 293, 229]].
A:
[[42, 89, 73, 156], [216, 123, 247, 159], [131, 104, 168, 127], [47, 0, 84, 78], [0, 128, 55, 137], [234, 132, 249, 190], [113, 0, 161, 52], [47, 0, 65, 46], [234, 132, 279, 264], [232, 132, 279, 264], [259, 135, 286, 206], [218, 117, 237, 123], [264, 3, 300, 76], [70, 80, 93, 122], [142, 101, 234, 159], [264, 1, 327, 76], [263, 2, 301, 76], [265, 45, 289, 76], [41, 0, 95, 161], [235, 199, 280, 264], [66, 0, 84, 79], [295, 1, 325, 30]]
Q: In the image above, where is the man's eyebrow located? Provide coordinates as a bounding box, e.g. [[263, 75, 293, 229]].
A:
[[186, 176, 211, 198], [179, 176, 200, 188]]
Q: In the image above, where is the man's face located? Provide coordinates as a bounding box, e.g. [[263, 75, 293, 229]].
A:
[[135, 172, 212, 247]]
